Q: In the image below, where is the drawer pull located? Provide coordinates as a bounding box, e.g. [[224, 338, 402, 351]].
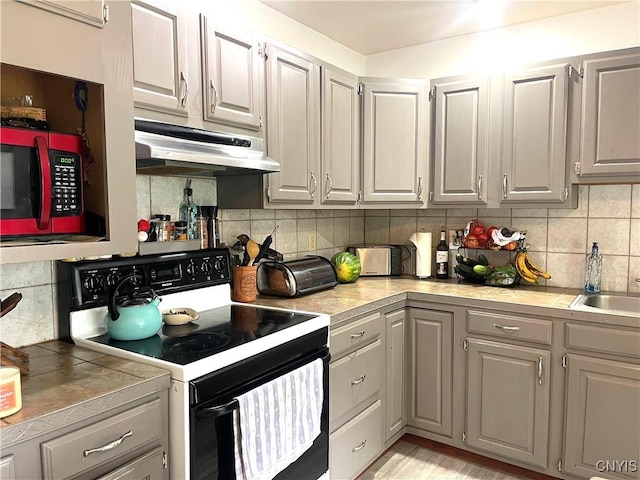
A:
[[493, 323, 520, 332], [83, 430, 133, 457], [352, 440, 367, 452], [351, 375, 366, 385], [350, 331, 365, 339]]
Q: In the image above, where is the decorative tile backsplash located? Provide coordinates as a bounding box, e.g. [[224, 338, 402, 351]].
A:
[[1, 179, 638, 348]]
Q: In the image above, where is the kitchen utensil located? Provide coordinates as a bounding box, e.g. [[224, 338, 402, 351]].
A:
[[232, 265, 258, 302], [0, 292, 22, 318], [162, 308, 199, 326], [105, 275, 162, 341], [246, 239, 260, 266], [254, 225, 279, 264]]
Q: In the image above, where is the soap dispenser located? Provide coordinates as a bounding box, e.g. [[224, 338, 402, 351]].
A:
[[584, 242, 602, 294]]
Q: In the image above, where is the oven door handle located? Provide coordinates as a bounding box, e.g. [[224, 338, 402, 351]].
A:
[[196, 398, 240, 419]]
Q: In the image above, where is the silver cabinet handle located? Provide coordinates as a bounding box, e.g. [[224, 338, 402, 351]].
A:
[[210, 80, 218, 114], [351, 375, 366, 385], [180, 71, 189, 107], [83, 430, 132, 457], [325, 173, 333, 199], [352, 440, 367, 452], [309, 171, 317, 198], [502, 173, 508, 199], [538, 356, 543, 385], [417, 176, 423, 200], [350, 330, 365, 339], [493, 323, 520, 332], [477, 175, 483, 200]]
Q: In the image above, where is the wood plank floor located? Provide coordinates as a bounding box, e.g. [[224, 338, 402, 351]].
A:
[[358, 435, 557, 480]]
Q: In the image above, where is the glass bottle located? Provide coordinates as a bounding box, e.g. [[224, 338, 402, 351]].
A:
[[179, 179, 198, 240], [584, 242, 602, 294], [435, 228, 449, 279]]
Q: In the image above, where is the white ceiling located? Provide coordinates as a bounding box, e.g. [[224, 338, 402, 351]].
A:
[[258, 1, 629, 55]]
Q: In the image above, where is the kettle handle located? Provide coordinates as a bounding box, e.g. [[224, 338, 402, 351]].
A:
[[108, 274, 143, 321]]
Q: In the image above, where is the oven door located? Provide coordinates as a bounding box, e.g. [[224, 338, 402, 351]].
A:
[[189, 328, 329, 480]]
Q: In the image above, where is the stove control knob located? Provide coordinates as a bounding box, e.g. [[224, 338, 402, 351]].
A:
[[106, 271, 120, 287], [214, 259, 225, 274], [83, 274, 105, 293], [201, 260, 212, 275], [186, 261, 198, 276], [130, 269, 143, 286]]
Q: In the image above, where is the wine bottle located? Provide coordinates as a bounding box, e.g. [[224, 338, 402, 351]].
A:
[[436, 228, 449, 279]]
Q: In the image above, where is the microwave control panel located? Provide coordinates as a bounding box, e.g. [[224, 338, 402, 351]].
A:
[[52, 152, 82, 216]]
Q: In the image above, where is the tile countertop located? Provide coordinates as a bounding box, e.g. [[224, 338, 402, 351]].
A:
[[253, 276, 640, 329], [0, 341, 170, 446]]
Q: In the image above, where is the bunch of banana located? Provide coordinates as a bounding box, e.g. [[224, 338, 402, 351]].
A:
[[515, 251, 551, 284]]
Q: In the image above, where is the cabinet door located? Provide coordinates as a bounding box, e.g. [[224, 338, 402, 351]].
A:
[[321, 67, 360, 205], [564, 355, 640, 480], [385, 309, 406, 441], [361, 79, 427, 204], [200, 17, 262, 132], [97, 446, 165, 480], [466, 338, 550, 468], [579, 52, 640, 178], [15, 0, 107, 28], [131, 0, 189, 117], [501, 64, 569, 204], [431, 77, 489, 205], [265, 45, 320, 204], [407, 308, 452, 437]]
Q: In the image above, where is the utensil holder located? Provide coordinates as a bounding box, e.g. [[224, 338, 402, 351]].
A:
[[232, 265, 258, 303]]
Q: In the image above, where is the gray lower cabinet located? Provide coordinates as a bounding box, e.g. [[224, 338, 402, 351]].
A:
[[407, 308, 453, 437], [384, 309, 406, 442], [577, 50, 640, 180], [465, 338, 550, 468], [563, 354, 640, 480]]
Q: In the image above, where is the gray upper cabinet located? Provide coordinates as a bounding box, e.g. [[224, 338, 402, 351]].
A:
[[361, 79, 428, 205], [321, 67, 361, 205], [466, 338, 550, 468], [131, 0, 189, 117], [501, 64, 570, 204], [577, 51, 640, 180], [265, 44, 320, 204], [430, 77, 489, 206], [563, 355, 640, 480], [200, 17, 263, 132], [16, 0, 108, 28]]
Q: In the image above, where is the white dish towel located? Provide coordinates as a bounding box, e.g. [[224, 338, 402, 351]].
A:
[[233, 358, 324, 480]]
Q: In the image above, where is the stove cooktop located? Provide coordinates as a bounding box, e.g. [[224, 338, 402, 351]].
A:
[[89, 304, 317, 365]]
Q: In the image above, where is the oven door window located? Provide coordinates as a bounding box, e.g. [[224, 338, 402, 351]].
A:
[[0, 146, 39, 219]]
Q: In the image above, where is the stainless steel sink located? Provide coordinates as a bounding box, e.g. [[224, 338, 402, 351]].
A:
[[570, 293, 640, 317]]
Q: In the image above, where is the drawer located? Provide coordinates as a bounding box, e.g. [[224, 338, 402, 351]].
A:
[[330, 400, 383, 480], [330, 339, 383, 425], [97, 446, 165, 480], [566, 323, 640, 358], [41, 398, 162, 480], [467, 310, 552, 345], [331, 312, 383, 358]]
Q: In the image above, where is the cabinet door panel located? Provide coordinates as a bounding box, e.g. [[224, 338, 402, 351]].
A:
[[201, 18, 262, 131], [432, 78, 489, 205], [97, 446, 165, 480], [502, 64, 568, 203], [564, 355, 640, 480], [362, 80, 427, 204], [132, 0, 188, 116], [407, 309, 452, 436], [16, 0, 107, 28], [385, 309, 405, 441], [580, 53, 640, 178], [266, 46, 320, 203], [321, 67, 360, 204], [466, 339, 550, 468]]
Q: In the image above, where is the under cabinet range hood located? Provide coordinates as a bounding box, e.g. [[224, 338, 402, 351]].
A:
[[134, 119, 279, 178]]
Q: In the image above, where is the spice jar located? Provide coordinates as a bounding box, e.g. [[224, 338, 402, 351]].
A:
[[153, 214, 171, 242], [196, 215, 208, 249], [174, 221, 187, 241]]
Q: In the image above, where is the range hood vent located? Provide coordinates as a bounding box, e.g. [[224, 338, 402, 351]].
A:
[[134, 119, 279, 178]]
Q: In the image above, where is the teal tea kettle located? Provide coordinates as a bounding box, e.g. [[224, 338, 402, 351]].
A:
[[105, 274, 162, 341]]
